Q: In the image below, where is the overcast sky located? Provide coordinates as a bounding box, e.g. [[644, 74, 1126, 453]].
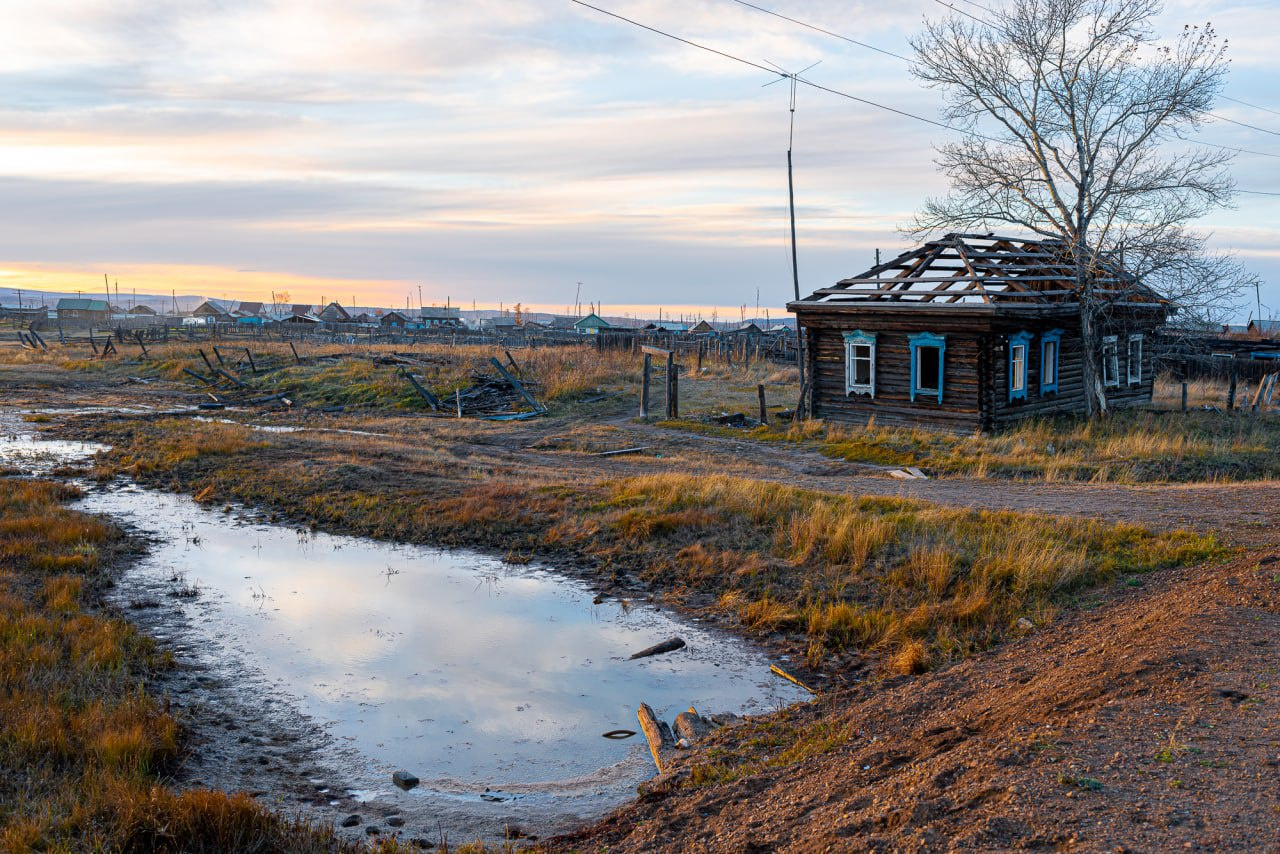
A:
[[0, 0, 1276, 320]]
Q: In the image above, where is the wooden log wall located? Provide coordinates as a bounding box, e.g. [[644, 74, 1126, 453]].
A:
[[801, 309, 1163, 432], [803, 313, 987, 432]]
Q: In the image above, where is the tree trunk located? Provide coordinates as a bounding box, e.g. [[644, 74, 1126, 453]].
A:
[[1075, 244, 1108, 419]]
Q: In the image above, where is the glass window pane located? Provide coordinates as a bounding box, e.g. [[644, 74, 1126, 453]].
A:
[[853, 347, 871, 385], [918, 346, 941, 391]]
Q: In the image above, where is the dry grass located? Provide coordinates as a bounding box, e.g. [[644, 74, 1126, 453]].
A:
[[0, 476, 367, 851], [670, 375, 1280, 483], [82, 411, 1220, 675], [598, 473, 1220, 667]]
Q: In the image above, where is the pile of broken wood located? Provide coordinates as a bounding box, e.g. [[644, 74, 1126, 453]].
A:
[[401, 353, 547, 419]]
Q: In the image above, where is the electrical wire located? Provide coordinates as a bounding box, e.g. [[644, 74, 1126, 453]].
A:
[[1209, 113, 1280, 138], [727, 0, 910, 62], [1219, 95, 1280, 118], [569, 0, 1003, 142], [570, 0, 1280, 197]]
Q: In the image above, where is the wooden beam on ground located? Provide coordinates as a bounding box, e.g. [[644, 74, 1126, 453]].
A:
[[399, 368, 440, 410], [489, 357, 545, 413]]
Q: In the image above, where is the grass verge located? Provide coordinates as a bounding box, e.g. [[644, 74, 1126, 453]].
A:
[[0, 476, 380, 851], [668, 386, 1280, 483], [85, 418, 1224, 674]]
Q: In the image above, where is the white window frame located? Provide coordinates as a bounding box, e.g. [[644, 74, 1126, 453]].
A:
[[843, 330, 876, 397], [1127, 334, 1143, 385], [1102, 335, 1119, 387]]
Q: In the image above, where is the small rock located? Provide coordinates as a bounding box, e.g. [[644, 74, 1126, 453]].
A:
[[392, 769, 420, 790], [340, 814, 360, 828], [1016, 617, 1035, 631], [386, 816, 405, 828], [409, 839, 434, 850]]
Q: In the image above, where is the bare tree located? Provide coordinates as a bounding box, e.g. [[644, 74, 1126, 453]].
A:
[[910, 0, 1249, 415]]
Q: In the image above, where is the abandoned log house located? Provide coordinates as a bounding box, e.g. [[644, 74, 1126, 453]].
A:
[[788, 233, 1169, 431]]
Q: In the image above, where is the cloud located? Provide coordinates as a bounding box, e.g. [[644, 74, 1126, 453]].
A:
[[0, 0, 1272, 317]]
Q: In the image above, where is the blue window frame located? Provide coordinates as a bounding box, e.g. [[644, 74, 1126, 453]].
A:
[[1008, 331, 1031, 401], [1040, 329, 1062, 394], [842, 330, 876, 396], [908, 332, 946, 403]]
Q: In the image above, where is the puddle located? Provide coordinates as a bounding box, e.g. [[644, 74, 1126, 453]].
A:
[[0, 428, 105, 474], [0, 417, 807, 839]]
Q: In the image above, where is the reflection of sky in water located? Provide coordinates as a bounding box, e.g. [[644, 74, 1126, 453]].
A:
[[77, 487, 807, 789], [0, 433, 105, 474]]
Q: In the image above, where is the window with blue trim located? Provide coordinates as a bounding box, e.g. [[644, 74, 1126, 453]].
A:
[[842, 330, 876, 396], [908, 332, 945, 403], [1008, 331, 1031, 401], [1040, 329, 1062, 394]]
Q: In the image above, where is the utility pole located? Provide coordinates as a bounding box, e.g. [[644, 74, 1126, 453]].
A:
[[765, 60, 818, 399]]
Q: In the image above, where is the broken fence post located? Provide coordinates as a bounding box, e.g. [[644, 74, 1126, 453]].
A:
[[758, 383, 768, 426], [641, 352, 651, 419]]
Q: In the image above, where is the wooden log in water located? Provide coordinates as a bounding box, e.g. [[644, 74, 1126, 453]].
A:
[[629, 637, 685, 660]]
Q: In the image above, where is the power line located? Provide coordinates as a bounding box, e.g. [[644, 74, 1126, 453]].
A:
[[1238, 189, 1280, 197], [1219, 94, 1280, 118], [1181, 134, 1280, 160], [569, 0, 1002, 142], [730, 0, 1280, 160], [928, 0, 994, 25], [727, 0, 910, 62], [573, 0, 1280, 181], [1209, 112, 1280, 138]]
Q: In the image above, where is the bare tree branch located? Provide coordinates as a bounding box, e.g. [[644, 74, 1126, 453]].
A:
[[908, 0, 1246, 415]]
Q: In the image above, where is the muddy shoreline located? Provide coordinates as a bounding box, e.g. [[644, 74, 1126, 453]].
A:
[[5, 404, 808, 847]]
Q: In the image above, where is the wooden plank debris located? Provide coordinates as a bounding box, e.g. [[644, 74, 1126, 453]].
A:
[[594, 446, 649, 457], [489, 356, 546, 413], [637, 702, 676, 773], [770, 663, 818, 695], [629, 637, 685, 659]]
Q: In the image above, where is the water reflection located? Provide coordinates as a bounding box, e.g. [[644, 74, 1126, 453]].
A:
[[76, 488, 807, 794]]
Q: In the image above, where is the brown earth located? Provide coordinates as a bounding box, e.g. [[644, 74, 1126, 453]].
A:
[[549, 551, 1280, 852], [4, 360, 1280, 851]]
